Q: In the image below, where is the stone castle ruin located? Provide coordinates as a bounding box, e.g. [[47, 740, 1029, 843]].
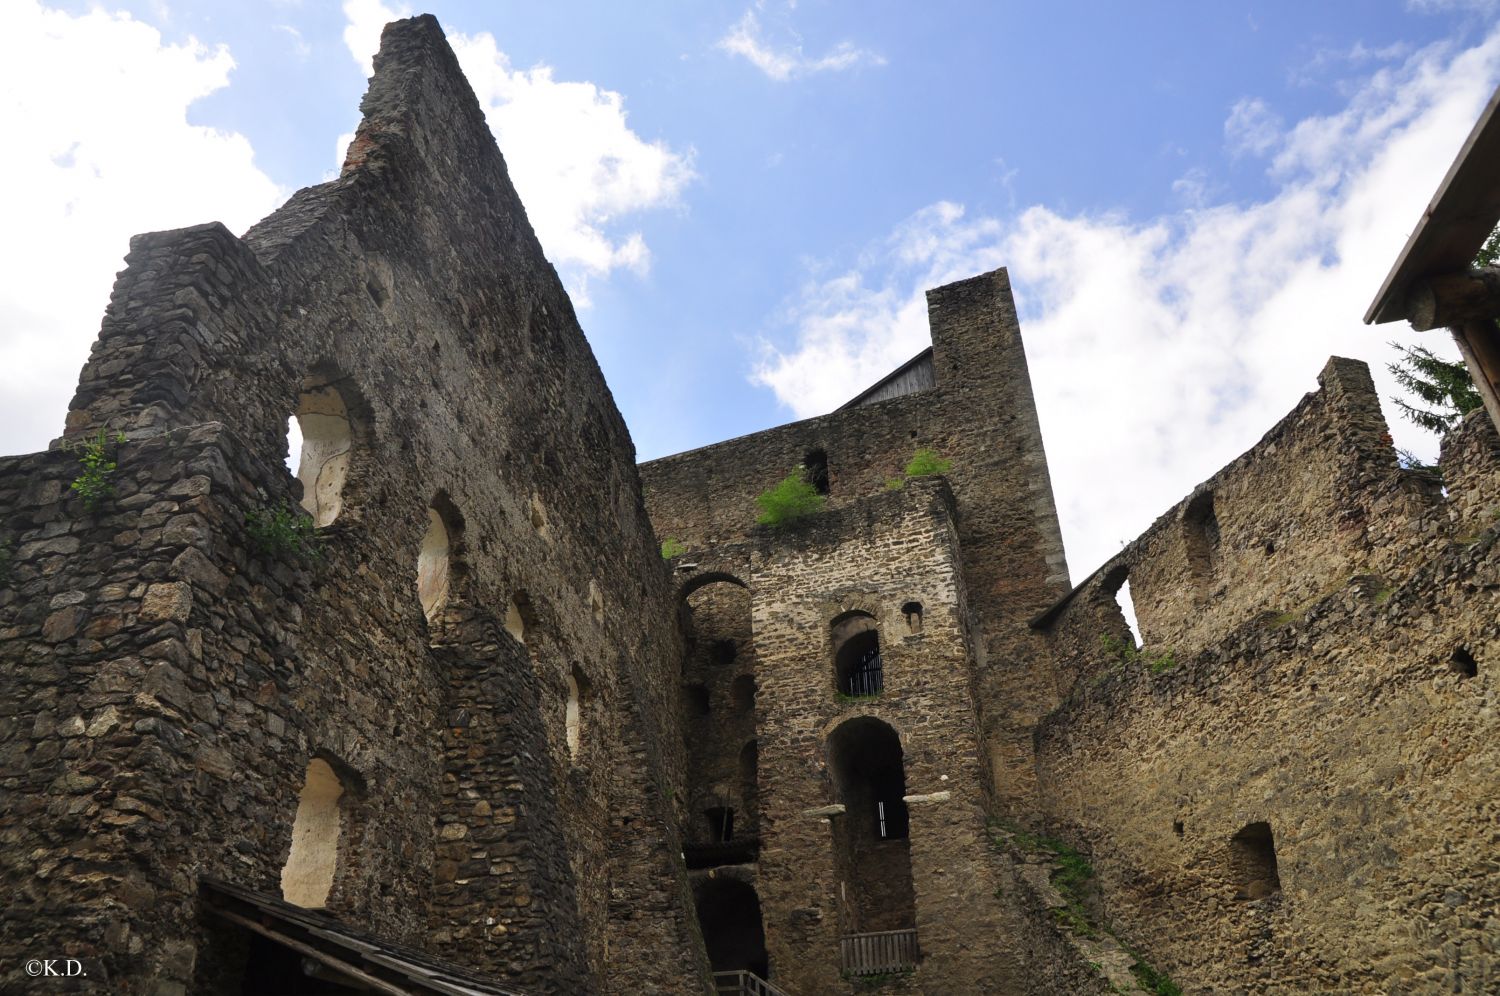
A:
[[1, 14, 1495, 996]]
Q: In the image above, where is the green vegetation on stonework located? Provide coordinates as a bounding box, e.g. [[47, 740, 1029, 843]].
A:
[[991, 822, 1183, 995], [754, 466, 826, 527], [1129, 960, 1184, 996], [246, 501, 323, 562], [884, 476, 905, 491], [69, 429, 126, 512], [990, 821, 1098, 938], [660, 537, 687, 559], [903, 447, 952, 478], [1100, 633, 1177, 674]]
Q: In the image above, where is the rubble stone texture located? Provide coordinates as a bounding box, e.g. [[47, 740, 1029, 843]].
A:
[[0, 12, 1495, 996]]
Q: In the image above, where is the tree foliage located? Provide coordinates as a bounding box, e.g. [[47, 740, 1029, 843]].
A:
[[1386, 224, 1497, 437], [1476, 225, 1500, 268], [1387, 342, 1483, 434]]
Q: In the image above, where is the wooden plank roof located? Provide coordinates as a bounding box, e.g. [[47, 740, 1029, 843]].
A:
[[1366, 84, 1500, 325]]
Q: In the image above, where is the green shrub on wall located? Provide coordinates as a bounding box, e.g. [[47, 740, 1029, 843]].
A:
[[755, 467, 826, 527], [69, 429, 126, 512], [903, 447, 952, 478], [246, 501, 323, 562], [660, 537, 687, 559]]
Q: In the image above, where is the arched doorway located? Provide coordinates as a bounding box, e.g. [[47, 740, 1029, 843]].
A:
[[694, 878, 769, 979], [828, 717, 916, 934]]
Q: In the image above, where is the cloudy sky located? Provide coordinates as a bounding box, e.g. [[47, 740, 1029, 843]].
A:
[[3, 0, 1498, 581]]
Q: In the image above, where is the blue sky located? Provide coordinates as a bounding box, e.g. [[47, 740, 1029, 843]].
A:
[[3, 0, 1498, 579]]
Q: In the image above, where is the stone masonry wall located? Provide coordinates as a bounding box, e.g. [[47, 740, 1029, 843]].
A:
[[1031, 362, 1500, 994], [686, 479, 1024, 995], [0, 15, 709, 995], [1075, 357, 1446, 658], [643, 270, 1072, 816]]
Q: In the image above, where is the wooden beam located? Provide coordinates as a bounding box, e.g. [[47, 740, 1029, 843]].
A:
[[204, 904, 415, 996], [1452, 320, 1500, 433], [1404, 267, 1500, 331]]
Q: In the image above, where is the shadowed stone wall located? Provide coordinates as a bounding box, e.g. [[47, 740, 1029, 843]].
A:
[[0, 15, 708, 995]]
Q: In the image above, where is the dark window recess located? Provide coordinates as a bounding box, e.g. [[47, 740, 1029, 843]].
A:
[[705, 807, 735, 843], [1184, 490, 1222, 586], [1451, 647, 1478, 678], [685, 684, 710, 716], [710, 639, 737, 666], [843, 637, 883, 697], [1229, 821, 1281, 900], [873, 768, 909, 840], [804, 448, 830, 496], [901, 601, 923, 634]]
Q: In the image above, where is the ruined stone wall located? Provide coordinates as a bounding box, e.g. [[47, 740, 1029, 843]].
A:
[[643, 270, 1072, 814], [1031, 362, 1500, 994], [0, 15, 708, 995], [1086, 357, 1445, 657], [684, 479, 1024, 995]]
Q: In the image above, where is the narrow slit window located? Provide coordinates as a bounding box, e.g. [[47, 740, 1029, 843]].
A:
[[804, 448, 830, 496]]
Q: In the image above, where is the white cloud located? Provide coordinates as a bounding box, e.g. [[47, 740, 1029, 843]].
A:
[[1224, 97, 1284, 157], [1407, 0, 1498, 11], [274, 23, 311, 60], [341, 1, 694, 299], [0, 1, 283, 458], [752, 31, 1500, 580], [717, 9, 886, 82]]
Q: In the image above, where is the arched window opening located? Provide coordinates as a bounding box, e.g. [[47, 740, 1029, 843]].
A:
[[804, 448, 830, 496], [705, 806, 736, 843], [901, 601, 923, 634], [505, 592, 535, 644], [417, 508, 451, 628], [1229, 821, 1281, 901], [731, 674, 757, 712], [832, 611, 882, 697], [694, 879, 769, 979], [828, 717, 917, 935], [280, 759, 344, 908], [566, 664, 590, 758], [288, 384, 352, 527], [1450, 647, 1478, 679], [711, 639, 737, 666], [1103, 566, 1141, 649], [1184, 490, 1221, 589]]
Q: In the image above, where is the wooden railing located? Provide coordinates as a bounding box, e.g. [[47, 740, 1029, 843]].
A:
[[839, 928, 919, 976], [712, 969, 791, 996]]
